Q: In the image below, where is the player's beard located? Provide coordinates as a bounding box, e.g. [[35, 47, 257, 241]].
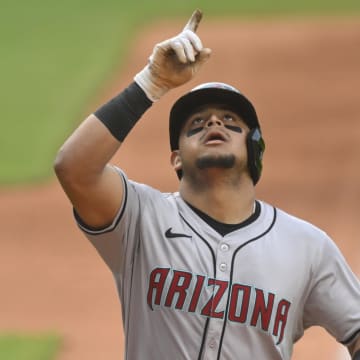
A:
[[196, 154, 236, 169]]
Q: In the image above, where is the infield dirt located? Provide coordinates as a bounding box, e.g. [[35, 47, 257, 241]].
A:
[[1, 17, 360, 360]]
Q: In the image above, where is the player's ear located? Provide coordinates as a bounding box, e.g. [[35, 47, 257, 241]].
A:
[[170, 150, 182, 172]]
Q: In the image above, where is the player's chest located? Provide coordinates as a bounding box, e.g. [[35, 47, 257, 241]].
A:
[[142, 228, 304, 348], [141, 217, 310, 317], [142, 212, 308, 283]]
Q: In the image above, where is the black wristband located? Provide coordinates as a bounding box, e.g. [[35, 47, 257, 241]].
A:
[[94, 82, 152, 142], [353, 350, 360, 360]]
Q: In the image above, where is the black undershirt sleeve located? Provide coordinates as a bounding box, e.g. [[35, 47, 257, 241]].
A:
[[94, 82, 152, 142]]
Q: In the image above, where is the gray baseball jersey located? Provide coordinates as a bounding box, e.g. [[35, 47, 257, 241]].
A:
[[75, 168, 360, 360]]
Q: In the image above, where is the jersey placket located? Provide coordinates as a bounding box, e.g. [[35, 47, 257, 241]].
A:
[[201, 238, 232, 359]]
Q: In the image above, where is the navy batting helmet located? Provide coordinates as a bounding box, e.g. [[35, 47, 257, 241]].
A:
[[169, 82, 265, 184]]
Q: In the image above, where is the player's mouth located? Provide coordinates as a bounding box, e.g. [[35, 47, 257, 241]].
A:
[[202, 130, 228, 145]]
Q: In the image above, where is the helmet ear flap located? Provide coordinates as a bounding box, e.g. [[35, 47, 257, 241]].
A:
[[246, 128, 265, 184]]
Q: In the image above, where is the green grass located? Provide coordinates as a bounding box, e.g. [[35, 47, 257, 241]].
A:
[[0, 333, 61, 360], [1, 0, 359, 184]]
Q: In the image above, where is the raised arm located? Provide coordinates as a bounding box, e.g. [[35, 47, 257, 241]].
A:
[[54, 9, 211, 229]]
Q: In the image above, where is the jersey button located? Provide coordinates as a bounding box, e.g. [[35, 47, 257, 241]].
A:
[[219, 263, 227, 271], [220, 244, 229, 252], [209, 339, 216, 348]]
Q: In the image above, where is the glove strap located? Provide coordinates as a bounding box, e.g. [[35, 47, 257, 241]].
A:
[[134, 65, 169, 102]]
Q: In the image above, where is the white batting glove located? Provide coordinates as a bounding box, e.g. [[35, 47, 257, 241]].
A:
[[134, 9, 212, 102]]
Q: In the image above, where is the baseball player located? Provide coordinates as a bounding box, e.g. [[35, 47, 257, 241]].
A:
[[54, 9, 360, 360]]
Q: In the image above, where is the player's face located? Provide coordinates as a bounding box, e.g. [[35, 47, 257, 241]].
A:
[[172, 105, 250, 178]]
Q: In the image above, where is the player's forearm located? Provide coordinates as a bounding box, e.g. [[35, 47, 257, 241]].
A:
[[54, 82, 152, 183], [54, 114, 121, 184]]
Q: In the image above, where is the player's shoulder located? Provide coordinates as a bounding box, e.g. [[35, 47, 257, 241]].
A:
[[118, 167, 178, 203], [262, 200, 330, 242]]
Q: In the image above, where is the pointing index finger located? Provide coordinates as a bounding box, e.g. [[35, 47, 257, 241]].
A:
[[183, 9, 203, 33]]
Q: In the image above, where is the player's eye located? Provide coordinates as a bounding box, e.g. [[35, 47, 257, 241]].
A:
[[223, 113, 235, 122], [191, 116, 205, 125]]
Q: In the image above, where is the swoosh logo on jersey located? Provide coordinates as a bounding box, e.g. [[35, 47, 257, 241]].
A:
[[165, 227, 192, 239]]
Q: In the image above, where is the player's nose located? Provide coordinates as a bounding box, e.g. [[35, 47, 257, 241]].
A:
[[205, 114, 223, 128]]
